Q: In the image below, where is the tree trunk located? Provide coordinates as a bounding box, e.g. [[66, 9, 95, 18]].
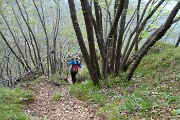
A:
[[68, 0, 94, 83], [93, 1, 104, 58], [135, 0, 142, 51], [122, 0, 165, 71], [175, 35, 180, 47], [0, 31, 29, 71], [52, 1, 61, 74], [127, 1, 180, 80], [80, 0, 101, 85], [115, 0, 129, 73], [32, 0, 50, 76], [106, 0, 125, 44], [102, 0, 125, 78], [15, 0, 44, 74], [109, 0, 120, 71]]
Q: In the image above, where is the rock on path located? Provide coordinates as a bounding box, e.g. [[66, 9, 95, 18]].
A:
[[24, 82, 103, 120]]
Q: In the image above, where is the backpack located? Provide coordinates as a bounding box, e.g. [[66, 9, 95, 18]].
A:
[[72, 63, 79, 72]]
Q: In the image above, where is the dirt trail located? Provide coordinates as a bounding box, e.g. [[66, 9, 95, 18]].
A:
[[25, 82, 103, 120]]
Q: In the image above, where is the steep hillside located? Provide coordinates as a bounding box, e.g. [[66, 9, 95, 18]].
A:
[[69, 44, 180, 119], [0, 43, 179, 120]]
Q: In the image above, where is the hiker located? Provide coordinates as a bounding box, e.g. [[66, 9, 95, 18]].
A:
[[67, 55, 82, 84]]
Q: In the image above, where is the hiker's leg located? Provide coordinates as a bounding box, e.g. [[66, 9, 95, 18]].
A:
[[71, 71, 76, 84], [74, 72, 77, 83]]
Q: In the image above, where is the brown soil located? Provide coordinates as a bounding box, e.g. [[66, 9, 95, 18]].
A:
[[24, 82, 104, 120]]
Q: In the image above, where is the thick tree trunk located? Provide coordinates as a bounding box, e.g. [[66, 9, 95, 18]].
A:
[[109, 0, 120, 71], [68, 0, 95, 83], [102, 0, 125, 78], [106, 0, 125, 44], [93, 1, 111, 79], [80, 0, 101, 85], [115, 0, 129, 73], [93, 1, 104, 58], [93, 1, 103, 37]]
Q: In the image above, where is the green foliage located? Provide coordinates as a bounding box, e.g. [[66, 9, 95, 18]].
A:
[[17, 76, 46, 89], [165, 94, 179, 103], [135, 42, 180, 76], [49, 74, 67, 85], [69, 80, 107, 105], [147, 42, 174, 54], [0, 87, 35, 120], [99, 101, 125, 120], [0, 0, 2, 7], [103, 73, 128, 88], [77, 66, 90, 82], [121, 94, 153, 112], [70, 43, 180, 119], [18, 75, 67, 90], [51, 93, 61, 101], [171, 109, 180, 116]]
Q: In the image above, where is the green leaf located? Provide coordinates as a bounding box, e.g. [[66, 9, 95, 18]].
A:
[[0, 0, 3, 7], [171, 109, 180, 116]]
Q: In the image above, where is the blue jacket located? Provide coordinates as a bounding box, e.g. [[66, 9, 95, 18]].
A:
[[67, 60, 82, 68]]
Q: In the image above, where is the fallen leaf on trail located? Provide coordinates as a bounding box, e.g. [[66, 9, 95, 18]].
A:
[[24, 82, 103, 120]]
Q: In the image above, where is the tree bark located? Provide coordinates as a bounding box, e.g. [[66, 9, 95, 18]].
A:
[[109, 0, 120, 71], [103, 0, 125, 78], [135, 0, 142, 51], [93, 1, 104, 58], [106, 0, 125, 44], [68, 0, 94, 83], [115, 0, 129, 73], [127, 1, 180, 80], [175, 35, 180, 47], [122, 0, 165, 71], [80, 0, 101, 85]]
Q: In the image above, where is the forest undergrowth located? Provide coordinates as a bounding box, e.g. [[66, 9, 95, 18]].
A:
[[0, 87, 35, 119], [69, 43, 180, 119], [0, 43, 179, 120]]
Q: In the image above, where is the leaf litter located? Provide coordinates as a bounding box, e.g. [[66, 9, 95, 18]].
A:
[[24, 82, 104, 120]]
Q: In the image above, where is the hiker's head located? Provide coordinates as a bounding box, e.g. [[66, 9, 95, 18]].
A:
[[72, 54, 78, 60]]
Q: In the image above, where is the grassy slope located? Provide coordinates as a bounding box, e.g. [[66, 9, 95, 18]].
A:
[[0, 87, 35, 120], [69, 43, 180, 120]]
